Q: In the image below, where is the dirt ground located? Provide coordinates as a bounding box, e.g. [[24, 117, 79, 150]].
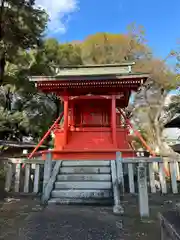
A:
[[0, 194, 179, 240]]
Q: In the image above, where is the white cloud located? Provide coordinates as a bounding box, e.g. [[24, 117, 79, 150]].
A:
[[35, 0, 79, 34]]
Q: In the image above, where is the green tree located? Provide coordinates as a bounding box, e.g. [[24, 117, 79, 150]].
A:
[[81, 24, 151, 64], [29, 39, 83, 118], [0, 0, 48, 84], [0, 84, 57, 141]]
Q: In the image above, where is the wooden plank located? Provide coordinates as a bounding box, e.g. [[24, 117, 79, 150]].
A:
[[128, 163, 135, 193], [159, 163, 167, 194], [51, 189, 112, 199], [42, 161, 62, 203], [61, 161, 110, 167], [33, 164, 40, 193], [176, 161, 180, 180], [169, 161, 178, 194], [14, 163, 21, 192], [48, 198, 112, 205], [8, 158, 45, 164], [43, 152, 52, 193], [122, 157, 162, 163], [116, 152, 124, 194], [24, 164, 30, 193], [153, 162, 159, 172], [55, 181, 112, 189], [5, 163, 13, 192], [111, 160, 123, 214], [60, 167, 110, 174], [148, 163, 156, 193], [57, 174, 111, 181], [138, 165, 149, 218]]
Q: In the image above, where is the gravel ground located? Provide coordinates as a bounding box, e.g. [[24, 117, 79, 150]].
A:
[[0, 195, 179, 240]]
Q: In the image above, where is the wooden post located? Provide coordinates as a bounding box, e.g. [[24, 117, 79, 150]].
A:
[[24, 164, 30, 193], [111, 95, 117, 147], [128, 163, 135, 193], [43, 152, 52, 195], [176, 161, 180, 180], [42, 161, 62, 203], [170, 161, 178, 194], [111, 160, 124, 214], [149, 163, 156, 193], [138, 164, 149, 218], [33, 164, 40, 193], [116, 152, 124, 194], [5, 163, 13, 192], [14, 162, 21, 192], [159, 163, 167, 194], [64, 96, 69, 145]]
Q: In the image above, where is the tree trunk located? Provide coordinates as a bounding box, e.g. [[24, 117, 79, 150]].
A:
[[0, 0, 5, 85], [154, 89, 168, 155], [0, 54, 5, 84]]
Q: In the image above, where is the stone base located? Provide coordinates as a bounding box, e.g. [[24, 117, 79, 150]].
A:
[[113, 205, 124, 215]]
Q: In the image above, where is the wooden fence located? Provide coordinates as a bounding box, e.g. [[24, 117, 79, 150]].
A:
[[5, 158, 45, 195], [3, 153, 180, 218], [115, 153, 180, 195], [4, 154, 180, 195]]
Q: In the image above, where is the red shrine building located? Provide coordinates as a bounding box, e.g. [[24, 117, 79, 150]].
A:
[[30, 63, 149, 160]]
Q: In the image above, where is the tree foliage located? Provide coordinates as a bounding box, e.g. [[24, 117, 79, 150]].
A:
[[0, 0, 48, 83], [81, 24, 151, 64]]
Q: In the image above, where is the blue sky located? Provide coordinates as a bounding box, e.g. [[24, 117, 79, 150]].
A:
[[36, 0, 180, 60]]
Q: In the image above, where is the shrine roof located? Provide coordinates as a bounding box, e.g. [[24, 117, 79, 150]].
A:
[[29, 63, 149, 81], [30, 72, 149, 82], [30, 63, 149, 97]]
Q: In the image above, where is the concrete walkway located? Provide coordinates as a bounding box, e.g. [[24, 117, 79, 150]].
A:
[[18, 205, 123, 240]]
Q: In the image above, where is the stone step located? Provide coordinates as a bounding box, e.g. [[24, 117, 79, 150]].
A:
[[51, 189, 112, 199], [59, 166, 111, 174], [61, 161, 111, 167], [48, 198, 113, 205], [54, 181, 112, 190], [57, 174, 111, 182]]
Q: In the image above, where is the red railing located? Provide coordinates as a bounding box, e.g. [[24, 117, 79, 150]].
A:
[[119, 109, 169, 176], [28, 112, 64, 160]]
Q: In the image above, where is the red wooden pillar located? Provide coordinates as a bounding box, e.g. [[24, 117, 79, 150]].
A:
[[64, 96, 69, 145], [111, 95, 117, 147], [71, 104, 75, 127]]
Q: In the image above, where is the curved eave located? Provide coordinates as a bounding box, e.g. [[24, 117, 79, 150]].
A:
[[56, 62, 136, 68], [30, 73, 149, 82]]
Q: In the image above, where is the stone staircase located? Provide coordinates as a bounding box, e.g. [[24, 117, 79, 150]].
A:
[[48, 161, 113, 205]]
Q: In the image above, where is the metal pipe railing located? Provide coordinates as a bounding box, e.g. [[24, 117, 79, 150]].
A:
[[28, 112, 64, 160]]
